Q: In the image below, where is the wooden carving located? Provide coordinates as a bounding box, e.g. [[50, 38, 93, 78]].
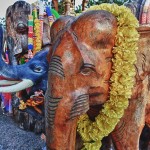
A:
[[1, 1, 150, 149], [45, 5, 150, 150], [45, 10, 117, 149], [5, 1, 51, 63], [6, 1, 30, 63]]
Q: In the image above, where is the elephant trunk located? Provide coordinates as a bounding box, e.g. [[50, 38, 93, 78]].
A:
[[45, 49, 90, 149], [45, 85, 78, 150], [46, 117, 78, 150], [45, 92, 89, 150]]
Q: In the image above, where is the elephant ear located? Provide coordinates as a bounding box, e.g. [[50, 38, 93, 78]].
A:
[[70, 10, 117, 50], [6, 5, 13, 37], [6, 5, 12, 19], [47, 16, 76, 61], [50, 15, 76, 43]]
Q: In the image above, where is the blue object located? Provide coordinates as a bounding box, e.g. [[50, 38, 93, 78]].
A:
[[28, 44, 33, 50], [46, 6, 52, 16]]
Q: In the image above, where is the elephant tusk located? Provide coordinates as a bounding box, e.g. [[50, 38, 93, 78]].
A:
[[0, 79, 34, 93], [0, 80, 20, 85]]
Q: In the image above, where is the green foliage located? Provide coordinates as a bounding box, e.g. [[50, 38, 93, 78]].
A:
[[88, 0, 128, 6], [89, 0, 111, 5], [38, 0, 64, 14], [89, 0, 129, 8], [58, 0, 65, 15], [50, 0, 130, 15], [75, 5, 82, 13], [0, 17, 6, 29], [40, 0, 51, 6], [113, 0, 128, 5], [75, 0, 129, 13]]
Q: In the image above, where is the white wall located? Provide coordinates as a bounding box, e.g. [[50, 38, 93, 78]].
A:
[[0, 0, 37, 18]]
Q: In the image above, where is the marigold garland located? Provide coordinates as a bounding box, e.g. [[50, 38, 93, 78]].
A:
[[77, 4, 139, 150], [19, 99, 44, 114], [34, 18, 42, 53]]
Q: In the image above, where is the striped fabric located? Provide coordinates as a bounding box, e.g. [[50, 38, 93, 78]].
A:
[[139, 0, 146, 24], [146, 3, 150, 24], [140, 0, 150, 24]]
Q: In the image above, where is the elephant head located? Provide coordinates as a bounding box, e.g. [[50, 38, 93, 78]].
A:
[[5, 0, 51, 62], [0, 25, 49, 93], [45, 10, 117, 149], [6, 1, 31, 56]]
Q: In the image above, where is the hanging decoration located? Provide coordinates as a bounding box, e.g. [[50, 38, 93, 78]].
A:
[[19, 1, 60, 111], [27, 14, 34, 59], [39, 1, 44, 41], [46, 6, 55, 27], [26, 0, 60, 60]]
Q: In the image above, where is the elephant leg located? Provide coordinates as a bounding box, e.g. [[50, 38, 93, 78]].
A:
[[140, 103, 150, 149], [13, 106, 45, 133], [145, 103, 150, 127], [111, 97, 146, 150], [139, 124, 150, 150]]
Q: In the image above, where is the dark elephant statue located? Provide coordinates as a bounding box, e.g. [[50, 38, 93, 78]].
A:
[[0, 14, 76, 94], [5, 0, 30, 63], [5, 0, 53, 64]]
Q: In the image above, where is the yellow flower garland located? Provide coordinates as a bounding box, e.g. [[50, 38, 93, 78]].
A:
[[77, 4, 139, 150], [34, 18, 42, 53]]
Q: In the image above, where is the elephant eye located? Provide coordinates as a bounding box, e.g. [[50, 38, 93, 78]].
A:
[[81, 68, 93, 75], [80, 63, 95, 76], [34, 66, 42, 73]]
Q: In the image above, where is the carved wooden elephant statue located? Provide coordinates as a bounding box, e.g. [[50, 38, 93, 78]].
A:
[[5, 0, 53, 63], [5, 1, 30, 62], [45, 3, 150, 150]]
